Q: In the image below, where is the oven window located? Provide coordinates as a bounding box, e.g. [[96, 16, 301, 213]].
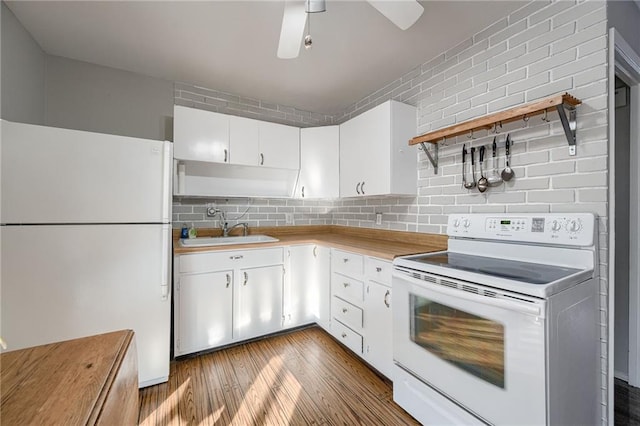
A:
[[410, 295, 505, 388]]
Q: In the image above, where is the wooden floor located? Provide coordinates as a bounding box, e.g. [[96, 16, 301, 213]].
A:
[[615, 378, 640, 425], [138, 326, 418, 425]]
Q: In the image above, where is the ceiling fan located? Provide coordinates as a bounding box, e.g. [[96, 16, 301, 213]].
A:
[[277, 0, 424, 59]]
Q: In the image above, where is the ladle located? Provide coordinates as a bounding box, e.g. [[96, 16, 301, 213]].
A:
[[461, 144, 469, 189], [487, 137, 503, 186], [501, 134, 514, 182], [478, 145, 489, 193]]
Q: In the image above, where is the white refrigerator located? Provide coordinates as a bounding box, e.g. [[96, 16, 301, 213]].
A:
[[0, 120, 172, 388]]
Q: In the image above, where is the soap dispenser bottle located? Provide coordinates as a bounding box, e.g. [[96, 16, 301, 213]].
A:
[[188, 222, 197, 239], [180, 223, 189, 239]]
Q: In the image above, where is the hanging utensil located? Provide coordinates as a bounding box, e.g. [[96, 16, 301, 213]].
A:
[[462, 144, 469, 189], [478, 145, 489, 193], [467, 147, 477, 189], [501, 134, 515, 182], [463, 145, 475, 189], [487, 137, 502, 186]]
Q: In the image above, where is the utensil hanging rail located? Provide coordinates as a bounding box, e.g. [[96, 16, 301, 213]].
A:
[[411, 92, 581, 172]]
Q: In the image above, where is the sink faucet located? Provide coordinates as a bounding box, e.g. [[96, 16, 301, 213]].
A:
[[223, 222, 249, 237]]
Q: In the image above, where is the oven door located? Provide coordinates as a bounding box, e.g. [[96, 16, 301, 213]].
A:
[[393, 269, 547, 425]]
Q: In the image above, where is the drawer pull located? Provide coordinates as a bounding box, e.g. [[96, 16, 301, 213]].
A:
[[376, 267, 382, 272], [342, 308, 348, 313], [225, 273, 231, 288], [341, 332, 347, 338], [230, 255, 244, 260], [343, 282, 350, 288], [243, 271, 248, 286], [343, 258, 349, 263], [384, 290, 390, 308]]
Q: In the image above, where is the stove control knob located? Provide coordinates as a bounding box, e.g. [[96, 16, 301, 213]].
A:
[[551, 220, 562, 232], [567, 219, 582, 233], [453, 218, 460, 228], [463, 219, 471, 228]]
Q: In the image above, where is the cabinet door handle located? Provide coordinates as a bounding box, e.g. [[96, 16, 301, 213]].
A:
[[230, 255, 244, 260], [376, 267, 382, 272], [301, 186, 305, 198], [243, 271, 248, 286], [361, 181, 365, 195], [356, 182, 361, 194], [343, 258, 349, 263], [313, 246, 317, 257], [342, 308, 348, 314], [225, 273, 231, 288], [341, 332, 347, 338], [343, 282, 350, 288], [223, 148, 228, 163], [384, 290, 390, 308], [260, 153, 264, 165]]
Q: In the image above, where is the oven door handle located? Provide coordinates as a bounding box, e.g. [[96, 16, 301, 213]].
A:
[[402, 275, 542, 316]]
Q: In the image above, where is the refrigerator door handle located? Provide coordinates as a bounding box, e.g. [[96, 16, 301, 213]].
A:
[[160, 224, 170, 300], [161, 142, 173, 223]]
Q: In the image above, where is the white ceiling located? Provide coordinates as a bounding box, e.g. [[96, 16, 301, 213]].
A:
[[6, 1, 524, 114]]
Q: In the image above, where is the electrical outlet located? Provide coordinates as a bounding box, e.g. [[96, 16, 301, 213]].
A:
[[376, 212, 382, 225], [285, 213, 293, 225]]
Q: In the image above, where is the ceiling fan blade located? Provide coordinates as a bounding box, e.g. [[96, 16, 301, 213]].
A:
[[277, 0, 307, 59], [366, 0, 424, 30]]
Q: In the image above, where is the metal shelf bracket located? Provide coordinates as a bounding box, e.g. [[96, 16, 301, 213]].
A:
[[420, 142, 438, 174], [556, 103, 577, 156]]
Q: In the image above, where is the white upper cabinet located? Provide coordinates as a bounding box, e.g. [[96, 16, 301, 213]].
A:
[[229, 116, 259, 166], [339, 100, 417, 197], [296, 126, 340, 199], [174, 105, 299, 170], [174, 105, 229, 163], [259, 121, 300, 169]]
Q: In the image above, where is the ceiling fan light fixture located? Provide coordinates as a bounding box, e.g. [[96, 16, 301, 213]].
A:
[[304, 34, 313, 49], [305, 0, 326, 14]]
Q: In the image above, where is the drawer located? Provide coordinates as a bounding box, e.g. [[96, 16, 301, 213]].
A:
[[331, 272, 364, 304], [331, 320, 363, 355], [178, 247, 283, 273], [331, 296, 363, 331], [331, 249, 364, 278], [365, 257, 392, 284]]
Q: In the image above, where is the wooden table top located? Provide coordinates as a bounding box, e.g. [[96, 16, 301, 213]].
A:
[[1, 330, 135, 425], [173, 225, 448, 260]]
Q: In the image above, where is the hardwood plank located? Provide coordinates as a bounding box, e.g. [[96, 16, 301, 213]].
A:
[[139, 327, 418, 425]]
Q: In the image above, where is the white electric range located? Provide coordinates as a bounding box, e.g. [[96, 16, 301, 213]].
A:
[[392, 213, 600, 425]]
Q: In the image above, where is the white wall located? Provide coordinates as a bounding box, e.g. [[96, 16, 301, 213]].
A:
[[44, 55, 174, 141], [0, 1, 44, 124], [607, 1, 640, 54]]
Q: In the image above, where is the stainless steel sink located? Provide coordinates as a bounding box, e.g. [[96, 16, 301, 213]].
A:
[[179, 235, 279, 247]]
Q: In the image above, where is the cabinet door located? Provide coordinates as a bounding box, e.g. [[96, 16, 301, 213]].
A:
[[364, 280, 393, 379], [338, 116, 362, 197], [354, 102, 391, 196], [176, 271, 233, 355], [173, 105, 229, 163], [236, 265, 284, 340], [258, 121, 300, 169], [229, 116, 260, 166], [297, 126, 340, 199], [284, 245, 330, 329]]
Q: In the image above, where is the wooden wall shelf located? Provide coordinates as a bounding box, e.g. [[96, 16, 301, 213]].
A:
[[411, 93, 582, 173]]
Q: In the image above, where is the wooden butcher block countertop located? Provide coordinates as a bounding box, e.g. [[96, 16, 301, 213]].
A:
[[173, 225, 448, 260], [1, 330, 138, 426]]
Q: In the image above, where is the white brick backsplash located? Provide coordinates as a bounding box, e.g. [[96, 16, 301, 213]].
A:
[[577, 156, 608, 172], [507, 72, 550, 95], [526, 77, 573, 101], [528, 189, 575, 203], [550, 202, 607, 217], [456, 105, 488, 122], [488, 92, 525, 113], [552, 19, 607, 54], [488, 44, 526, 69], [529, 48, 577, 77], [553, 172, 607, 189], [458, 83, 488, 102], [529, 22, 576, 52], [507, 204, 550, 213], [474, 64, 508, 85], [509, 177, 551, 190], [528, 161, 575, 177], [489, 19, 527, 46], [509, 20, 552, 48], [579, 188, 607, 202], [489, 68, 528, 91]]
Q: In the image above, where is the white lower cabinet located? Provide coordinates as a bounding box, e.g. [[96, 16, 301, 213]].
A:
[[174, 247, 284, 357], [364, 279, 393, 379], [284, 244, 331, 331], [236, 265, 283, 340], [330, 249, 394, 379], [176, 270, 233, 355]]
